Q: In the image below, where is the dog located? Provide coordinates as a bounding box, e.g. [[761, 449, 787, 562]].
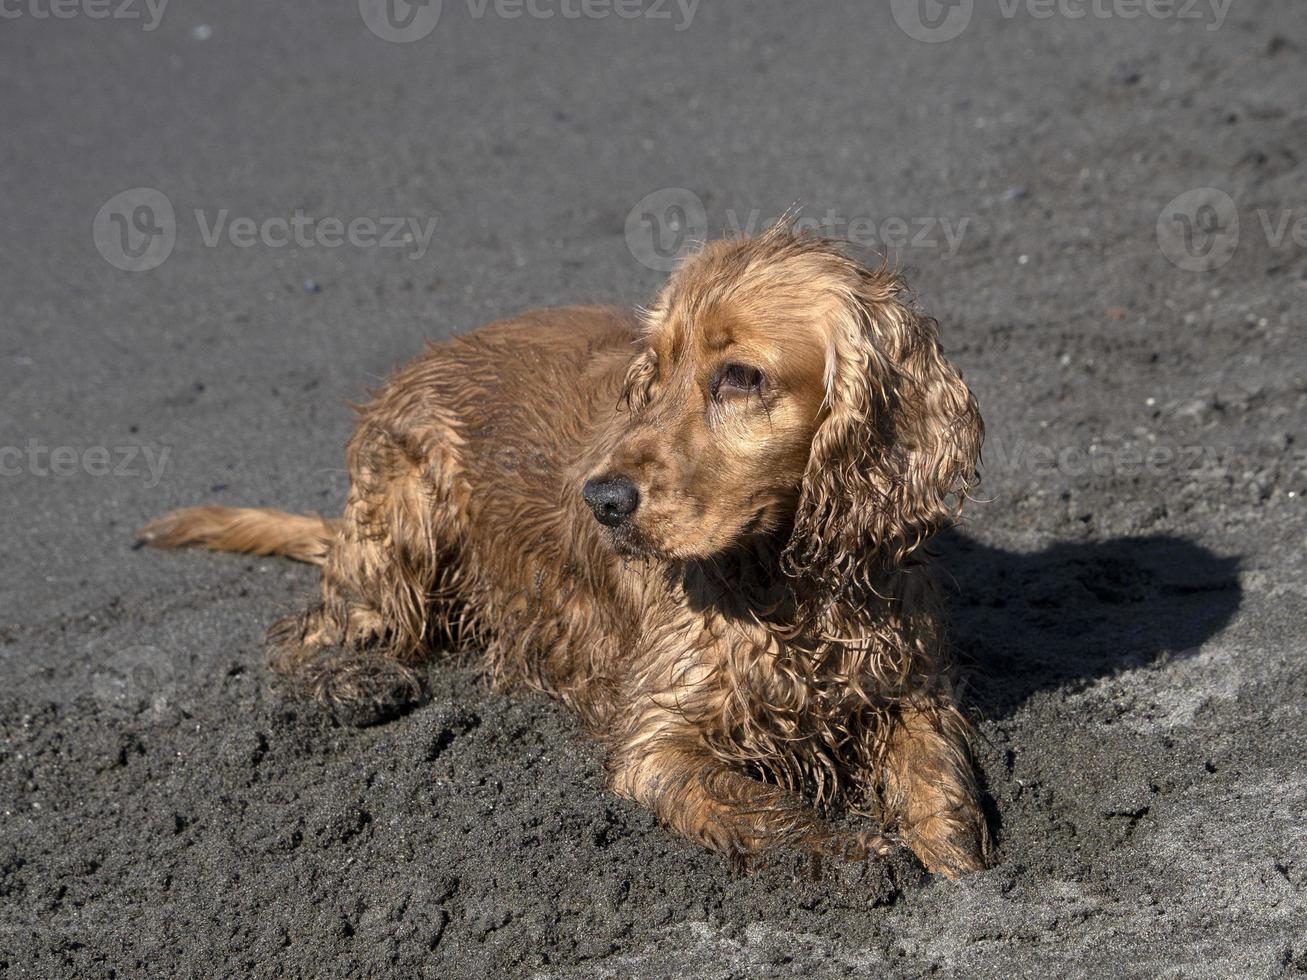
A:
[[139, 223, 991, 877]]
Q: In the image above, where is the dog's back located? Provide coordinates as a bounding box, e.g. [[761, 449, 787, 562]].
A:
[[141, 306, 648, 719]]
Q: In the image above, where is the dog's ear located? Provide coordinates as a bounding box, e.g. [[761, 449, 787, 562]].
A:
[[785, 270, 982, 595], [620, 347, 658, 413]]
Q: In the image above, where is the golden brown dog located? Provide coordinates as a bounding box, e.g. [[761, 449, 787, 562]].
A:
[[139, 223, 990, 877]]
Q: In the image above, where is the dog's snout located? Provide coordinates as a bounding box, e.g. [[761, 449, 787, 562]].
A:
[[583, 476, 640, 527]]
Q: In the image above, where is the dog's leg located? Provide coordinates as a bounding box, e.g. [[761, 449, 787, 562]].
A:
[[271, 423, 459, 717], [877, 700, 990, 878], [607, 713, 890, 866]]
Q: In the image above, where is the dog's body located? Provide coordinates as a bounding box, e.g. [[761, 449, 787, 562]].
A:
[[141, 227, 991, 877]]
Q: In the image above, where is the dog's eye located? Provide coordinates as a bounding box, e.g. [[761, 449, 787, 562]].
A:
[[712, 362, 764, 401]]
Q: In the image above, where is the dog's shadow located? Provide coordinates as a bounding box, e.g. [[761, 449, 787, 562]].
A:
[[936, 532, 1243, 719]]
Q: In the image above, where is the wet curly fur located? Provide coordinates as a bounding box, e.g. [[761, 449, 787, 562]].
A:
[[139, 223, 992, 877]]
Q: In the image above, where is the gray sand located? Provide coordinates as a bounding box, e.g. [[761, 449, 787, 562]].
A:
[[2, 1, 1304, 976]]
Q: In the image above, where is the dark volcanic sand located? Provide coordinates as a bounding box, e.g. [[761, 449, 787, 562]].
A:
[[2, 2, 1305, 976]]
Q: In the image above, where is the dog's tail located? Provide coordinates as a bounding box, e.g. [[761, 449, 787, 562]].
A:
[[136, 506, 339, 566]]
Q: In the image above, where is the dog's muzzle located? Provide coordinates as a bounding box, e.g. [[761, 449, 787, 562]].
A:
[[582, 476, 640, 527]]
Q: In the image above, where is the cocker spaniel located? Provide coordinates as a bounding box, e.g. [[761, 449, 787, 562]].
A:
[[139, 223, 990, 877]]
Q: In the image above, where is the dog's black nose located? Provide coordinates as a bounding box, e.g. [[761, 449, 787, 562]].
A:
[[583, 476, 639, 527]]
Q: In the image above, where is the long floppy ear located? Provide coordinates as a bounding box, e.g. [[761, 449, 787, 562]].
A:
[[784, 268, 982, 598]]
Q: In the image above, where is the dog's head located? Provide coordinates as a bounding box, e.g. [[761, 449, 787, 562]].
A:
[[584, 224, 981, 588]]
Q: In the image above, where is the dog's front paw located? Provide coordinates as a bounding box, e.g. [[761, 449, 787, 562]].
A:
[[313, 653, 425, 727], [902, 809, 991, 879], [271, 643, 425, 727]]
